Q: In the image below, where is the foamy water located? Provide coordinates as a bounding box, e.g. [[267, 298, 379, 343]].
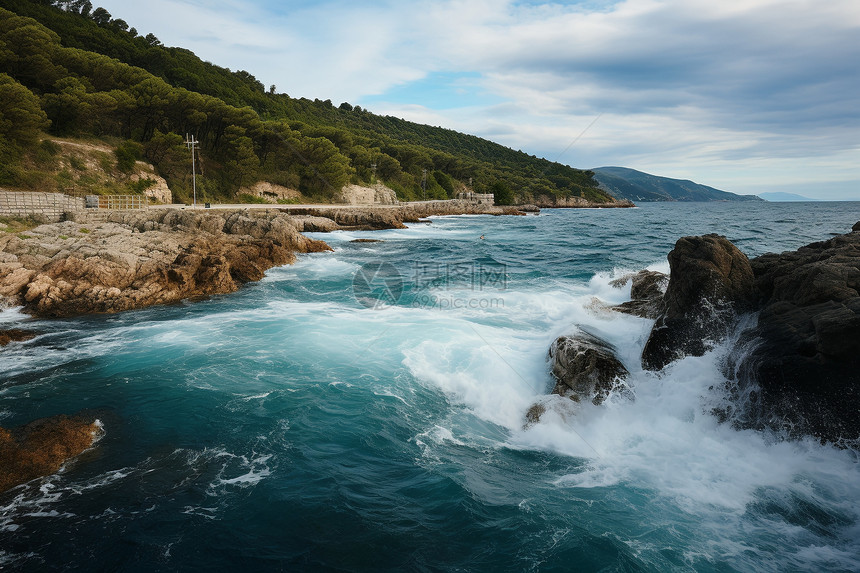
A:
[[1, 202, 858, 571]]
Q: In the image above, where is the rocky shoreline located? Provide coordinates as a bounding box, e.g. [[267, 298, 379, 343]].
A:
[[8, 207, 853, 493], [547, 221, 860, 446], [0, 209, 331, 318], [0, 202, 533, 492], [0, 202, 538, 319], [532, 196, 635, 208]]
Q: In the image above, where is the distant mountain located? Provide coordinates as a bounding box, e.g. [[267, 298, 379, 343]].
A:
[[592, 167, 763, 202], [758, 192, 820, 202]]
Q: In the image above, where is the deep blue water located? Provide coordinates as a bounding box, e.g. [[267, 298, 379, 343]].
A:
[[2, 202, 859, 572]]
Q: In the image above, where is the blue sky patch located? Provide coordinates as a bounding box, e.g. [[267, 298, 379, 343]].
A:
[[359, 71, 505, 111]]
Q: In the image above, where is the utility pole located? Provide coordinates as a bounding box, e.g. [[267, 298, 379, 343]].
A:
[[422, 169, 427, 201], [371, 162, 377, 184], [185, 134, 198, 207]]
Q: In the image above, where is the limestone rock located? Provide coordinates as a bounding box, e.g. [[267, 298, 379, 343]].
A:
[[642, 234, 757, 370], [284, 206, 410, 230], [130, 170, 172, 204], [288, 216, 339, 233], [276, 200, 528, 231], [549, 331, 629, 405], [334, 184, 398, 205], [531, 195, 634, 208], [242, 181, 302, 203], [0, 209, 332, 317]]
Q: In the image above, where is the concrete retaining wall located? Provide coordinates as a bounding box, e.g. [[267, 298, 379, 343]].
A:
[[0, 191, 85, 222], [455, 192, 495, 207]]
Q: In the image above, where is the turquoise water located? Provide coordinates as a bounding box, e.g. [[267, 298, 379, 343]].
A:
[[2, 202, 859, 572]]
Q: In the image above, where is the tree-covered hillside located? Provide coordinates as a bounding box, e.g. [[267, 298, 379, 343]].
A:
[[593, 167, 763, 202], [0, 0, 616, 205]]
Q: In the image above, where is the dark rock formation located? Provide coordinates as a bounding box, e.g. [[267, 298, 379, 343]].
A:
[[739, 226, 860, 443], [549, 331, 629, 405], [633, 224, 860, 444], [0, 413, 103, 492], [0, 328, 36, 346], [642, 234, 757, 370], [610, 270, 668, 319]]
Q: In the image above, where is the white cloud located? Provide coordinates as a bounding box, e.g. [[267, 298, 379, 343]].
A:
[[94, 0, 860, 198]]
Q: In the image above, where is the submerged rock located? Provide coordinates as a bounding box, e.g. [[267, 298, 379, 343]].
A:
[[524, 403, 547, 427], [0, 329, 36, 346], [610, 270, 668, 319], [0, 413, 103, 492], [641, 234, 757, 370], [548, 331, 629, 405]]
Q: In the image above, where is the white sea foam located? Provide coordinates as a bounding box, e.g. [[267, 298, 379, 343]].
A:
[[415, 425, 466, 448], [262, 254, 359, 281], [399, 267, 860, 568], [4, 213, 855, 570], [0, 306, 28, 324], [208, 452, 273, 492]]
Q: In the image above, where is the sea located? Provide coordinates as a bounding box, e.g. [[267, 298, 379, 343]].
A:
[[1, 201, 859, 572]]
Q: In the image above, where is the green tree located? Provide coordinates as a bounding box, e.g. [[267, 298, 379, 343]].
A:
[[375, 153, 401, 180], [90, 7, 110, 25], [41, 76, 90, 135], [0, 73, 50, 149], [433, 170, 454, 197], [221, 125, 260, 192], [0, 15, 66, 90], [491, 181, 514, 206], [143, 130, 188, 189], [128, 77, 170, 140], [115, 139, 142, 173], [291, 134, 350, 198]]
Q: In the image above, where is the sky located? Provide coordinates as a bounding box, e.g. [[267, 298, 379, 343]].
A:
[[96, 0, 860, 199]]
